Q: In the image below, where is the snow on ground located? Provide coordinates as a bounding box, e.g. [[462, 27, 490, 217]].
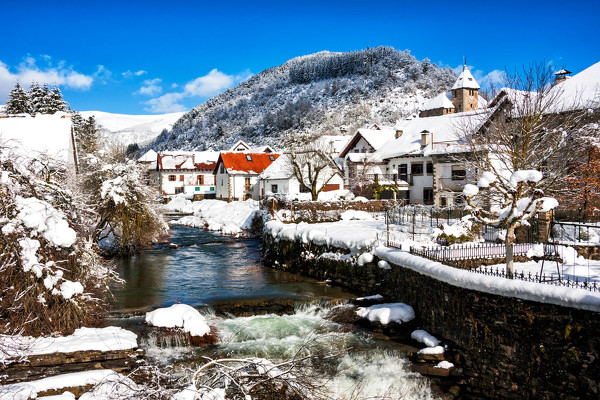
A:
[[356, 303, 415, 325], [165, 197, 260, 234], [339, 210, 373, 221], [146, 304, 211, 337], [0, 370, 120, 400], [0, 327, 138, 363], [481, 244, 600, 284], [411, 330, 440, 348]]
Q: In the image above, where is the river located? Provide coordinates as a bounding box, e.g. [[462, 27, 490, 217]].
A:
[[110, 224, 439, 399]]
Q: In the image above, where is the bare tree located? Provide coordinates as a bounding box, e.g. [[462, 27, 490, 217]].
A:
[[287, 141, 341, 201], [460, 62, 586, 278]]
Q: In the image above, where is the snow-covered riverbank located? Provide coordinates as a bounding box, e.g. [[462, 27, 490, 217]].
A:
[[164, 197, 261, 234]]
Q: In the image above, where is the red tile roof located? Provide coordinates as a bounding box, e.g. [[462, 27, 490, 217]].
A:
[[216, 152, 280, 174]]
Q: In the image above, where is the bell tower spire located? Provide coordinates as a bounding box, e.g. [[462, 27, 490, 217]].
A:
[[451, 61, 480, 113]]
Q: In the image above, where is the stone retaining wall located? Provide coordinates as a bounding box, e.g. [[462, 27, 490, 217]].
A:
[[262, 235, 600, 399]]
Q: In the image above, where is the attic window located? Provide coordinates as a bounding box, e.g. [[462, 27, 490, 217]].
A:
[[246, 155, 252, 161], [269, 155, 275, 161]]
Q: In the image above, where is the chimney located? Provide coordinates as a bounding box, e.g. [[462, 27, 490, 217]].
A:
[[421, 130, 431, 148], [395, 129, 403, 138]]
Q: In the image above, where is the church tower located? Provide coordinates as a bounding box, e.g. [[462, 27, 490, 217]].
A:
[[451, 62, 480, 113]]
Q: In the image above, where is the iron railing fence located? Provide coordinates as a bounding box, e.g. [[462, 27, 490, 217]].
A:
[[408, 242, 558, 262], [473, 265, 599, 292], [386, 205, 469, 227]]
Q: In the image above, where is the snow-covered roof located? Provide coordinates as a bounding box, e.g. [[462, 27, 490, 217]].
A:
[[339, 126, 397, 157], [258, 154, 292, 180], [230, 140, 251, 151], [452, 65, 480, 90], [0, 113, 75, 164], [555, 68, 572, 76], [548, 61, 600, 112], [488, 61, 600, 114], [138, 149, 157, 162], [376, 111, 488, 159], [318, 134, 353, 156], [421, 93, 455, 111], [157, 150, 219, 171]]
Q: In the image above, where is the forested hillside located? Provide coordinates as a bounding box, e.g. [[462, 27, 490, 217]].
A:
[[152, 47, 456, 151]]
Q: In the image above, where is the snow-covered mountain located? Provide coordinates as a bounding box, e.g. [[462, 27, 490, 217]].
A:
[[152, 47, 456, 151], [80, 111, 185, 147]]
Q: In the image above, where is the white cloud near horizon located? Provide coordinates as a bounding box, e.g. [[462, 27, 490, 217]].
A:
[[144, 68, 252, 113], [136, 78, 163, 96], [0, 56, 94, 100]]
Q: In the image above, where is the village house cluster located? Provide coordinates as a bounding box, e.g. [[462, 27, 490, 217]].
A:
[[138, 62, 599, 205]]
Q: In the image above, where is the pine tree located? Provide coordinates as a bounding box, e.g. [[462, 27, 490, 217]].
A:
[[28, 82, 47, 115], [47, 85, 68, 113], [5, 82, 30, 114]]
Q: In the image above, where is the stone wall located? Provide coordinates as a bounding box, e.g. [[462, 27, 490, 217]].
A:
[[262, 235, 600, 399]]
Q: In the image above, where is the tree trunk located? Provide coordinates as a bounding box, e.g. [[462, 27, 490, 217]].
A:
[[311, 187, 318, 201], [506, 225, 516, 279]]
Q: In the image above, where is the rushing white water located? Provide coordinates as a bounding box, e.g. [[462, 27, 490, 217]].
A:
[[140, 303, 437, 399]]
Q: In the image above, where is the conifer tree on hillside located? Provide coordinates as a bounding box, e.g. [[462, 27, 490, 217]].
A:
[[5, 82, 30, 114]]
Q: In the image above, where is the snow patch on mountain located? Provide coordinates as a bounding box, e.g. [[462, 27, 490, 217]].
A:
[[80, 110, 185, 147]]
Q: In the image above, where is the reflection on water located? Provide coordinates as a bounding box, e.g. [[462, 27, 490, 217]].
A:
[[111, 225, 355, 312]]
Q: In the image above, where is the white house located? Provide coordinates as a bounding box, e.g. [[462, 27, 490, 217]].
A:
[[157, 151, 219, 198], [229, 140, 275, 153], [257, 153, 345, 199], [338, 125, 398, 185], [214, 152, 280, 201]]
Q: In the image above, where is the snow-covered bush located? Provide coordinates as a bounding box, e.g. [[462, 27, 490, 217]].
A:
[[89, 161, 168, 255], [0, 144, 112, 337], [433, 216, 480, 246]]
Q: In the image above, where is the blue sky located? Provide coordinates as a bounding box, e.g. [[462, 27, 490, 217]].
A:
[[1, 0, 598, 114]]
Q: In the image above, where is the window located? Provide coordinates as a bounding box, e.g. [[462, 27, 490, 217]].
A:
[[354, 149, 359, 153], [426, 162, 433, 175], [451, 166, 466, 180], [219, 164, 225, 174], [398, 164, 408, 181], [246, 154, 252, 161], [411, 163, 423, 176], [197, 175, 204, 185], [423, 188, 433, 204], [441, 197, 447, 207], [269, 155, 275, 161], [175, 187, 184, 194], [271, 184, 278, 193], [179, 175, 184, 181], [195, 187, 200, 191], [455, 194, 465, 205], [210, 187, 214, 191], [168, 175, 176, 181], [244, 177, 251, 191]]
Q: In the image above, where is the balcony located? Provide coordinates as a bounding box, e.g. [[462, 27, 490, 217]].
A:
[[363, 174, 410, 186]]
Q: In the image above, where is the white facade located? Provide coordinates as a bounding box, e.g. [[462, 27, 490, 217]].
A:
[[385, 156, 434, 204], [160, 169, 216, 197]]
